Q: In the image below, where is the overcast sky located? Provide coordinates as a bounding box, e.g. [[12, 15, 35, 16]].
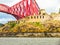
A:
[[0, 0, 60, 24]]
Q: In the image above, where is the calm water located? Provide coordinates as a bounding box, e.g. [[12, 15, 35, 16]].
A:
[[0, 38, 60, 45]]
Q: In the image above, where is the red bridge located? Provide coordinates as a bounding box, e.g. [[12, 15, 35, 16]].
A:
[[0, 0, 40, 20]]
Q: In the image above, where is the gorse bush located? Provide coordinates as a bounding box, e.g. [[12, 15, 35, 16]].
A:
[[1, 20, 60, 33]]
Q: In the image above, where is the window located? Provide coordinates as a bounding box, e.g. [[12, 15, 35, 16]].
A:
[[39, 12, 41, 14], [43, 13, 45, 15], [43, 16, 44, 18], [40, 16, 41, 18], [34, 16, 36, 19], [31, 16, 33, 19], [37, 16, 38, 19]]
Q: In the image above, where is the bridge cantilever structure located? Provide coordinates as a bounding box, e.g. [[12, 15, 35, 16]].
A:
[[0, 0, 40, 20]]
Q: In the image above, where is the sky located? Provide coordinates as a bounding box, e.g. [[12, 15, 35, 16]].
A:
[[0, 0, 60, 24]]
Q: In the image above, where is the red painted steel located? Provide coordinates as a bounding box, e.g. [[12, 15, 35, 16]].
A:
[[0, 4, 9, 13], [0, 0, 40, 20]]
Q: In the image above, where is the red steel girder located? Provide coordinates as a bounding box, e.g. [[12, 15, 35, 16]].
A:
[[0, 0, 40, 20]]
